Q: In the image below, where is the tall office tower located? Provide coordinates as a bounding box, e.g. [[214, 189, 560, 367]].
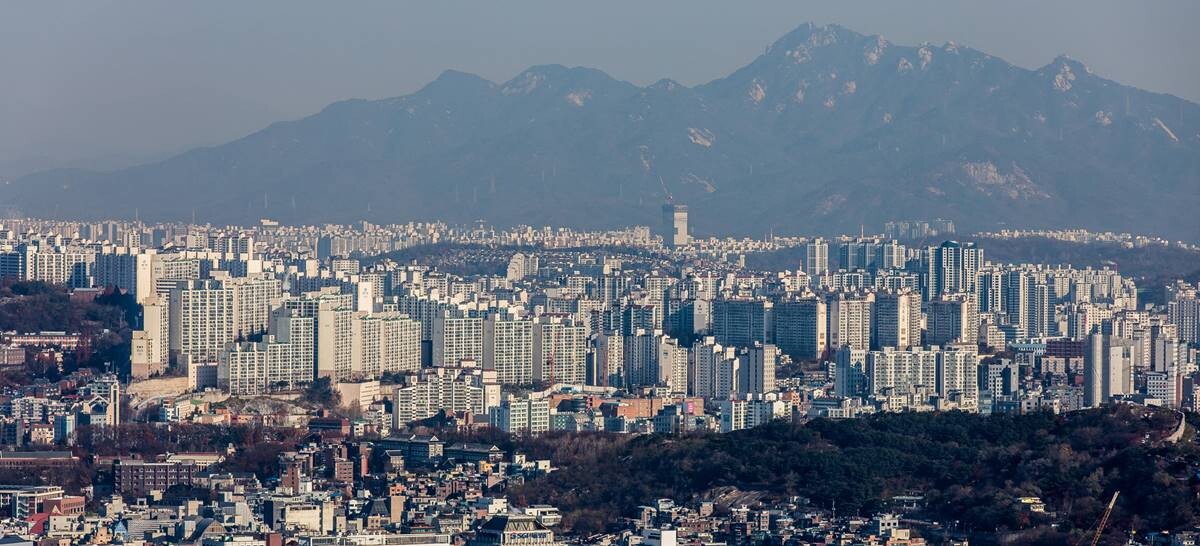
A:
[[483, 315, 534, 385], [532, 316, 587, 385], [1168, 285, 1200, 344], [592, 331, 624, 388], [692, 337, 735, 399], [711, 297, 771, 349], [834, 346, 868, 398], [657, 336, 690, 396], [924, 241, 982, 301], [624, 328, 661, 389], [1083, 332, 1134, 408], [926, 294, 979, 347], [660, 203, 690, 248], [773, 297, 828, 360], [936, 347, 979, 409], [738, 343, 778, 395], [432, 314, 484, 368], [804, 238, 830, 278], [223, 273, 281, 339], [169, 279, 235, 363], [130, 294, 170, 379], [827, 292, 874, 351], [266, 309, 315, 388], [872, 290, 921, 350], [865, 347, 939, 399]]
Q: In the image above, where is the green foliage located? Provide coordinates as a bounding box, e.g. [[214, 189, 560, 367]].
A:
[[513, 407, 1200, 539]]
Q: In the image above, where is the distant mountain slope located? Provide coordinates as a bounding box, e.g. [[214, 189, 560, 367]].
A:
[[5, 24, 1198, 238]]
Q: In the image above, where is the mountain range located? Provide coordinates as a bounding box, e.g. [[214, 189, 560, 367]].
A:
[[5, 23, 1198, 239]]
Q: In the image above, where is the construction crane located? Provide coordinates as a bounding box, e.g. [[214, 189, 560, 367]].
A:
[[1075, 491, 1120, 546]]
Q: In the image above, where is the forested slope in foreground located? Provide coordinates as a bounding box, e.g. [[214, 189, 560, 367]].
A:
[[510, 406, 1197, 542]]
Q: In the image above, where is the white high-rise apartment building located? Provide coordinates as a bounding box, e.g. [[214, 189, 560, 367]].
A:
[[483, 316, 534, 385], [692, 337, 735, 399], [223, 273, 282, 339], [738, 343, 778, 395], [130, 294, 169, 378], [1084, 332, 1135, 408], [864, 346, 978, 410], [926, 294, 979, 347], [433, 314, 484, 368], [1168, 284, 1199, 344], [592, 331, 624, 388], [317, 307, 354, 381], [720, 394, 788, 433], [19, 244, 95, 288], [392, 367, 492, 427], [219, 309, 316, 396], [533, 316, 587, 385], [489, 394, 550, 436], [169, 279, 235, 363], [872, 290, 921, 350], [924, 241, 982, 301], [93, 245, 154, 303], [284, 289, 355, 382], [935, 346, 979, 410], [266, 310, 315, 388], [151, 255, 202, 297], [220, 343, 268, 396], [827, 292, 874, 351], [866, 347, 939, 398], [352, 311, 421, 378], [773, 297, 827, 360], [624, 328, 661, 389], [657, 336, 689, 396]]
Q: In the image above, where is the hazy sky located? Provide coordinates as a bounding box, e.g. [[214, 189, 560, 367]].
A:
[[2, 0, 1197, 169]]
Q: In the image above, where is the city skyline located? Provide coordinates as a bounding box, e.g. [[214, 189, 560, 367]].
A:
[[0, 4, 1195, 545]]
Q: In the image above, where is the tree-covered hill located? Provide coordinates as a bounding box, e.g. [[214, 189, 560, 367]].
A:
[[512, 406, 1197, 543]]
